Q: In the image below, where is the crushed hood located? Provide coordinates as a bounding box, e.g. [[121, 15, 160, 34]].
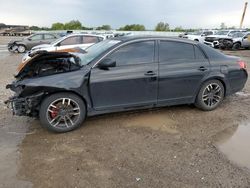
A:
[[15, 50, 85, 80]]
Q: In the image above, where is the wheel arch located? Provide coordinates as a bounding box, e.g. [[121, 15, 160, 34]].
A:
[[234, 41, 242, 45], [42, 90, 88, 109], [195, 76, 228, 101], [15, 42, 26, 46]]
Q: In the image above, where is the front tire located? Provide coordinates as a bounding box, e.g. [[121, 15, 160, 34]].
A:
[[195, 80, 224, 111], [39, 93, 86, 133], [232, 43, 241, 50], [17, 45, 26, 53]]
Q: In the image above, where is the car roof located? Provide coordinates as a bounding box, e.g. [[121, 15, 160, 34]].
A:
[[65, 33, 105, 38], [112, 35, 198, 45]]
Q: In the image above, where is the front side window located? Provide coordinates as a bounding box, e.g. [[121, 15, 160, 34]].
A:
[[204, 31, 213, 36], [159, 41, 195, 61], [29, 34, 43, 41], [60, 36, 82, 46], [108, 41, 155, 66]]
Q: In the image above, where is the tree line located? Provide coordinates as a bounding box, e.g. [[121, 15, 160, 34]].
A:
[[30, 20, 241, 32], [30, 20, 189, 32]]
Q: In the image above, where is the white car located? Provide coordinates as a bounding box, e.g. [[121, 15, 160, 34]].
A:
[[182, 30, 215, 43], [22, 34, 105, 62], [204, 30, 247, 48]]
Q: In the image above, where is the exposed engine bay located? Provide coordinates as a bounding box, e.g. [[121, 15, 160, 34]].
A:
[[16, 51, 82, 80]]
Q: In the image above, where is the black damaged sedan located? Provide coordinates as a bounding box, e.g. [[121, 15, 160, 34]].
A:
[[6, 36, 248, 133]]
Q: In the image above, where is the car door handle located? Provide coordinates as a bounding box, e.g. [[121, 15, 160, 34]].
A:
[[144, 71, 156, 76], [198, 66, 208, 71]]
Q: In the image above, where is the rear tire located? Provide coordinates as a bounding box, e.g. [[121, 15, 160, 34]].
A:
[[195, 80, 224, 111], [39, 93, 86, 133]]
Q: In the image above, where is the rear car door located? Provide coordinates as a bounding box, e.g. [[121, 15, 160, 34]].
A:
[[89, 40, 158, 110], [158, 40, 210, 104], [44, 34, 58, 44], [56, 36, 82, 50], [79, 36, 100, 49], [26, 34, 44, 49]]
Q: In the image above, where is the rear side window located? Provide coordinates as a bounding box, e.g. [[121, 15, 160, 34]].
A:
[[194, 46, 206, 59], [159, 41, 195, 61], [60, 36, 82, 46], [82, 36, 99, 44], [108, 41, 155, 66], [199, 43, 226, 59]]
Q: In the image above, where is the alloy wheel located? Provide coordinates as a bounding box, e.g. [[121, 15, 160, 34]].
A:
[[202, 83, 223, 107], [18, 45, 26, 53], [46, 98, 81, 128]]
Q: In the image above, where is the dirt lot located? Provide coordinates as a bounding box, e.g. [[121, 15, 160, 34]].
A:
[[0, 36, 250, 188]]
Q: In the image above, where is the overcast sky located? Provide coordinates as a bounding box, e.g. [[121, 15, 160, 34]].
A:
[[0, 0, 249, 29]]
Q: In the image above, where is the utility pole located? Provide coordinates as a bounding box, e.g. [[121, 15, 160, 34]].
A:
[[240, 2, 248, 28]]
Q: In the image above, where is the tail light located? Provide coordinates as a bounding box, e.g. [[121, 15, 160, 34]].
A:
[[238, 60, 247, 70]]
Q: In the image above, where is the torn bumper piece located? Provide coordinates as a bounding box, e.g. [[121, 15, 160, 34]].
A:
[[5, 92, 45, 117]]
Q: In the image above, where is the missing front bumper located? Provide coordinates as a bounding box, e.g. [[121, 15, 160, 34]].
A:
[[5, 92, 44, 117]]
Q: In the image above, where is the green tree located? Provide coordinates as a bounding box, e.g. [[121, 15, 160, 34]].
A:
[[64, 20, 82, 30], [155, 22, 169, 31], [30, 26, 41, 30], [96, 25, 111, 30], [51, 22, 64, 30], [220, 22, 227, 29], [119, 24, 145, 31], [174, 26, 184, 32]]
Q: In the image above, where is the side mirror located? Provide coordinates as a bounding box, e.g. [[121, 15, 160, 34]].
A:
[[56, 43, 61, 47], [98, 58, 116, 70], [28, 38, 32, 41], [243, 36, 248, 39], [201, 34, 205, 36]]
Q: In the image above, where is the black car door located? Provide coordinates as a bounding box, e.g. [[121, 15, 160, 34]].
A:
[[158, 40, 210, 104], [89, 40, 158, 110]]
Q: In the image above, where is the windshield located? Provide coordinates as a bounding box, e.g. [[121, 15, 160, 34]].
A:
[[232, 32, 246, 38], [76, 39, 121, 66], [216, 30, 229, 35]]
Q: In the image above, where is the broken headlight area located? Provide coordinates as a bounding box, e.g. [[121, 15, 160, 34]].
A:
[[6, 83, 25, 94], [5, 92, 44, 117]]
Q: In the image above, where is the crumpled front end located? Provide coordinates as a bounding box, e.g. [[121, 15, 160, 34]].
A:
[[5, 92, 44, 117], [5, 51, 87, 117]]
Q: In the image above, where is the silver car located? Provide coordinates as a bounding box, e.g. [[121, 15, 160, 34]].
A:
[[233, 32, 250, 50]]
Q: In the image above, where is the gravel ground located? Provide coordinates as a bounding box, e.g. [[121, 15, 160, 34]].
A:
[[0, 36, 250, 188]]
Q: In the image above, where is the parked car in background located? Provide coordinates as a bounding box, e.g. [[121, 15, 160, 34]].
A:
[[22, 34, 105, 62], [31, 34, 104, 52], [204, 30, 247, 48], [5, 36, 248, 133], [182, 30, 215, 42], [178, 32, 189, 38], [8, 33, 60, 53], [232, 32, 250, 50]]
